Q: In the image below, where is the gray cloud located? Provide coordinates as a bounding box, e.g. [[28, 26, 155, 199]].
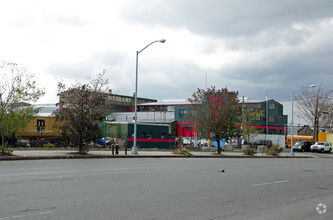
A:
[[40, 0, 333, 103], [121, 0, 333, 37]]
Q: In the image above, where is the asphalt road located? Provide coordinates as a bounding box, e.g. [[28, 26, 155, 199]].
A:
[[0, 158, 332, 220]]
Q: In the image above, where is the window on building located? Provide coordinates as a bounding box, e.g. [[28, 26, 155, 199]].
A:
[[179, 109, 188, 117], [269, 102, 276, 110], [269, 116, 276, 123], [167, 106, 175, 111]]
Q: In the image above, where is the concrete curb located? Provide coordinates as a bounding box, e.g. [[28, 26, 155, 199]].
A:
[[0, 154, 315, 161]]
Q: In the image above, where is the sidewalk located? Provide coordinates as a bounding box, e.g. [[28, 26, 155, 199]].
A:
[[0, 149, 318, 160]]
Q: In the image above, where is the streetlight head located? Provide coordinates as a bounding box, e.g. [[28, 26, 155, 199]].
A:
[[159, 39, 166, 43], [309, 84, 316, 88]]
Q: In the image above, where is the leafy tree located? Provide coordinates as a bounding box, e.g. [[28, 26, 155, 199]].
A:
[[296, 85, 333, 142], [54, 72, 110, 154], [240, 109, 263, 145], [187, 87, 241, 154], [0, 61, 44, 153]]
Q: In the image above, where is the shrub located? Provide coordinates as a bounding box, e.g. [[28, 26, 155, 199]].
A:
[[81, 145, 91, 154], [43, 143, 55, 148], [243, 147, 257, 156], [0, 145, 13, 156], [267, 145, 283, 156], [16, 141, 28, 148], [173, 148, 193, 156]]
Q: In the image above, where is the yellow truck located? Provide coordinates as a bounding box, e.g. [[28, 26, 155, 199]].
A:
[[318, 132, 333, 145], [16, 116, 60, 139]]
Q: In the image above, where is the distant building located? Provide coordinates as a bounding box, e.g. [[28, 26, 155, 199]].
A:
[[107, 98, 288, 141], [279, 100, 313, 135], [33, 104, 58, 116], [59, 91, 156, 114], [242, 98, 288, 135]]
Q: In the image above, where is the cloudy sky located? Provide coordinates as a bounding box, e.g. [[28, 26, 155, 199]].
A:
[[1, 0, 332, 104]]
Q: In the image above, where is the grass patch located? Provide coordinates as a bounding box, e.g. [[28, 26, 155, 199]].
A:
[[43, 143, 55, 149]]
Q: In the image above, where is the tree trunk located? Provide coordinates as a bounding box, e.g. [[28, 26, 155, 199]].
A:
[[1, 132, 4, 147], [1, 132, 5, 155], [79, 133, 83, 154], [217, 138, 222, 154]]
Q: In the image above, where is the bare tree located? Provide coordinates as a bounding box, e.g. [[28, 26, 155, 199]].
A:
[[296, 85, 333, 142], [322, 105, 333, 131], [54, 72, 110, 154]]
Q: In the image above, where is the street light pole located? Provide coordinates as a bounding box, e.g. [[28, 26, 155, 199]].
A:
[[290, 84, 315, 156], [132, 39, 166, 155], [314, 87, 320, 143]]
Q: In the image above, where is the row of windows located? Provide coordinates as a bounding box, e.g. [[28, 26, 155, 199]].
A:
[[245, 102, 277, 110], [138, 106, 175, 112], [178, 109, 284, 125]]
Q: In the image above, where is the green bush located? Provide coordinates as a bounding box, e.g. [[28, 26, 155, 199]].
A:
[[16, 141, 28, 148], [0, 145, 13, 156], [43, 143, 55, 148], [267, 145, 283, 156], [243, 147, 257, 156]]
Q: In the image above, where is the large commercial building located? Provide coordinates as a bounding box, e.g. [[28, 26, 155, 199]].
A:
[[107, 98, 288, 145], [20, 94, 157, 139]]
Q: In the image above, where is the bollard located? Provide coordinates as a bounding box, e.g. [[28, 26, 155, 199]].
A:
[[116, 144, 119, 155], [125, 143, 127, 155], [112, 144, 115, 155]]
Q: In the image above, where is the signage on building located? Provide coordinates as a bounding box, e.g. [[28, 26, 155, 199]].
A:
[[109, 95, 132, 103]]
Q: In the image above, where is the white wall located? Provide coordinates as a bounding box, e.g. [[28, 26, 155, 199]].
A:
[[249, 134, 286, 148], [107, 111, 175, 123]]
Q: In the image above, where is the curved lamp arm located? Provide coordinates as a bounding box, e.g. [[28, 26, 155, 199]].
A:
[[138, 39, 166, 54]]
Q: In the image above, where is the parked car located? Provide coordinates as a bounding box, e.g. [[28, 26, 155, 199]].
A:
[[190, 139, 200, 147], [189, 139, 208, 147], [253, 140, 272, 147], [182, 137, 191, 145], [292, 141, 312, 152], [310, 142, 332, 153], [198, 139, 208, 147]]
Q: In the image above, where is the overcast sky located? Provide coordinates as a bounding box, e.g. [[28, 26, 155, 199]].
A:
[[1, 0, 332, 104]]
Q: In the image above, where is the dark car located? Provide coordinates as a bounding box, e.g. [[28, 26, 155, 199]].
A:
[[253, 140, 272, 147], [292, 141, 312, 152]]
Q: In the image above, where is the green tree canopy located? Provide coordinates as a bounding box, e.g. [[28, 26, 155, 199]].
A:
[[187, 87, 241, 154], [0, 61, 45, 152], [240, 109, 263, 145]]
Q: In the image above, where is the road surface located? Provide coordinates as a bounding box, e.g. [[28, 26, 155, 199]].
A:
[[0, 158, 332, 219]]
